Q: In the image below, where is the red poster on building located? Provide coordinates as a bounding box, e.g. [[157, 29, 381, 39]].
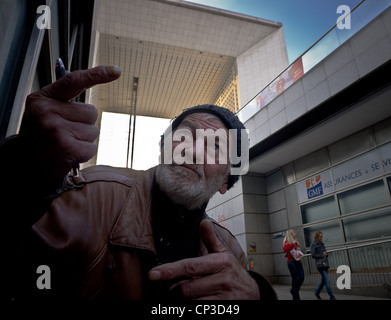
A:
[[292, 58, 304, 83], [256, 57, 304, 110]]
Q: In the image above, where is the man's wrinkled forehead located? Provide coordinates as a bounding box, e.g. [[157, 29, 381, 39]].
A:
[[175, 112, 229, 132]]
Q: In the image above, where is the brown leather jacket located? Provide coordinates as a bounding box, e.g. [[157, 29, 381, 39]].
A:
[[31, 165, 250, 299]]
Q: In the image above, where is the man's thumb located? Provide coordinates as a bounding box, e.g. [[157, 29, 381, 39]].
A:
[[199, 219, 227, 254]]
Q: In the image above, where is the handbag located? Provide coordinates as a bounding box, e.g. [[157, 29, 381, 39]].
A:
[[290, 248, 304, 261], [316, 256, 329, 269]]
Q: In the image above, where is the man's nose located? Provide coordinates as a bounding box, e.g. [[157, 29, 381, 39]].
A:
[[194, 136, 204, 164]]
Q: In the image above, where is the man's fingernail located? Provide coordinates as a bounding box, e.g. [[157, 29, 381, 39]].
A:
[[108, 66, 121, 77], [149, 270, 161, 281]]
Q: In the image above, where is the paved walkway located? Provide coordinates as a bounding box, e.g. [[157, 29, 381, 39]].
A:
[[273, 285, 390, 300]]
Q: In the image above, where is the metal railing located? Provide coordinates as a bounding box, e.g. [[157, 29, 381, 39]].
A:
[[300, 239, 391, 297], [236, 0, 391, 124]]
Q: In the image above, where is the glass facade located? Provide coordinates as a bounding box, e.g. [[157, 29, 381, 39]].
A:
[[301, 177, 391, 248], [0, 0, 28, 138], [301, 195, 337, 224], [338, 180, 389, 215]]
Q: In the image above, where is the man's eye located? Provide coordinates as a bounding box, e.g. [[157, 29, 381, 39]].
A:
[[182, 130, 191, 137], [178, 129, 192, 140]]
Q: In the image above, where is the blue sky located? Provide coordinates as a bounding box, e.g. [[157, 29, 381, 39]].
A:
[[185, 0, 362, 63]]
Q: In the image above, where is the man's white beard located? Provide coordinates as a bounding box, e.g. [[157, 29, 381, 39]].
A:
[[156, 164, 227, 210]]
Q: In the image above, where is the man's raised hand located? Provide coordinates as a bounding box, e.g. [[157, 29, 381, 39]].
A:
[[19, 66, 121, 187]]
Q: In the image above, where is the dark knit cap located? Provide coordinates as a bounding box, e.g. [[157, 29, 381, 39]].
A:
[[168, 104, 248, 190]]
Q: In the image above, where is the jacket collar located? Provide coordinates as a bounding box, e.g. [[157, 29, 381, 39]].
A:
[[109, 167, 157, 254]]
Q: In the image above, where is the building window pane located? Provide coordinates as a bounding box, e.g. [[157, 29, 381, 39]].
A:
[[0, 0, 27, 138], [343, 209, 391, 242], [300, 196, 337, 224], [347, 242, 391, 274], [303, 221, 342, 247], [338, 180, 389, 215]]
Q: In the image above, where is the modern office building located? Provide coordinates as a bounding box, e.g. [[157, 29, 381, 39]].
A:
[[206, 0, 391, 298], [1, 0, 391, 298]]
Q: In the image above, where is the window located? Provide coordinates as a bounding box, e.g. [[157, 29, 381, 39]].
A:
[[301, 196, 337, 224], [338, 180, 389, 215], [347, 242, 391, 272], [0, 0, 28, 138], [303, 221, 343, 247], [343, 209, 391, 242], [301, 178, 391, 247]]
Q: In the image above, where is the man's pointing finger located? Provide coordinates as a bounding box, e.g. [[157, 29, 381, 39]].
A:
[[199, 219, 227, 254], [31, 65, 121, 102]]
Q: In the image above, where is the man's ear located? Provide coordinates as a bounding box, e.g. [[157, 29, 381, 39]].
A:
[[218, 177, 229, 194]]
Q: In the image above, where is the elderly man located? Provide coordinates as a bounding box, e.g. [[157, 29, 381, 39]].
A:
[[0, 66, 276, 300]]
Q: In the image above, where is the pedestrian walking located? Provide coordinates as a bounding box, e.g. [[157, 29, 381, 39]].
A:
[[310, 231, 336, 300], [283, 229, 305, 300]]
